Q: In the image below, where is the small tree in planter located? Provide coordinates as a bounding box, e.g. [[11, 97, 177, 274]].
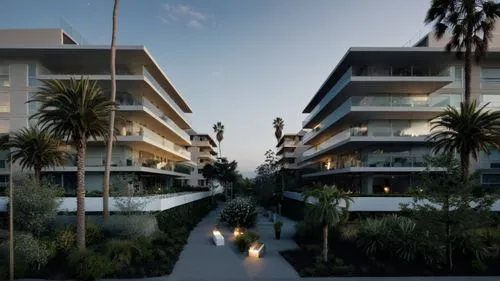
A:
[[274, 220, 283, 240]]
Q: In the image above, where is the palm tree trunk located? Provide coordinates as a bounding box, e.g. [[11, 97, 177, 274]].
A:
[[461, 149, 470, 179], [464, 1, 473, 106], [218, 141, 222, 158], [103, 0, 120, 221], [34, 163, 41, 182], [76, 139, 87, 249], [323, 223, 328, 263]]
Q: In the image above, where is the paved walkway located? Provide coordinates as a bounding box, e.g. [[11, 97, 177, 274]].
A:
[[167, 207, 299, 281]]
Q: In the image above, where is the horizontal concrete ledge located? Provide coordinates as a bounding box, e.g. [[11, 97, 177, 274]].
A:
[[283, 191, 500, 212], [0, 187, 223, 212]]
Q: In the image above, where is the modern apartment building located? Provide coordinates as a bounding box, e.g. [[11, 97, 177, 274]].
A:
[[276, 131, 307, 170], [297, 29, 500, 194], [0, 28, 194, 192], [182, 132, 218, 187]]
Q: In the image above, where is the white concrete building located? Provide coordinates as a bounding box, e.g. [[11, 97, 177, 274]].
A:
[[182, 132, 218, 187], [297, 28, 500, 194], [0, 28, 195, 192]]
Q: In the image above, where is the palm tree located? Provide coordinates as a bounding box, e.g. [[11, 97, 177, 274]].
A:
[[428, 100, 500, 177], [7, 126, 67, 180], [273, 117, 284, 142], [425, 0, 500, 105], [104, 0, 120, 221], [302, 185, 352, 263], [213, 122, 224, 157], [31, 78, 116, 249]]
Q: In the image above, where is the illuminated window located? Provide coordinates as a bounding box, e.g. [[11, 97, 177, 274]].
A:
[[0, 120, 9, 133], [0, 65, 9, 87], [0, 94, 9, 112]]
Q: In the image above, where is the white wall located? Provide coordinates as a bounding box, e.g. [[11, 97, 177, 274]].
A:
[[0, 186, 223, 212], [283, 191, 500, 212]]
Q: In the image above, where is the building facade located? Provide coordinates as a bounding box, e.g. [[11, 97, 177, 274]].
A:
[[0, 28, 194, 192], [276, 131, 307, 170], [183, 133, 218, 187], [297, 30, 500, 194]]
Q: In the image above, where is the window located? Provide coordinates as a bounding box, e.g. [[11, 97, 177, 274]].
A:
[[28, 64, 41, 87], [454, 67, 462, 81], [0, 120, 9, 134], [0, 65, 9, 87], [482, 174, 500, 184], [0, 160, 6, 169], [28, 92, 40, 115], [198, 179, 204, 186], [0, 94, 9, 112], [481, 94, 500, 107], [481, 68, 500, 82]]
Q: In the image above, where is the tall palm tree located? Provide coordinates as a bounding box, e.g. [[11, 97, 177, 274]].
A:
[[7, 126, 67, 180], [213, 122, 224, 157], [425, 0, 500, 105], [273, 117, 284, 142], [31, 78, 116, 249], [428, 100, 500, 177], [302, 185, 352, 263], [104, 0, 120, 221]]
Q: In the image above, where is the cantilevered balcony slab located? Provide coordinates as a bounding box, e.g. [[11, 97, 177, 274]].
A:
[[36, 74, 191, 130], [302, 66, 453, 128], [302, 167, 428, 178]]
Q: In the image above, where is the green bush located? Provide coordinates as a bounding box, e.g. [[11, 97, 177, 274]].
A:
[[0, 232, 50, 277], [54, 227, 76, 252], [10, 177, 63, 236], [235, 231, 260, 252], [102, 239, 140, 274], [294, 220, 322, 245], [218, 197, 257, 228], [68, 249, 114, 281], [85, 219, 103, 246], [103, 215, 158, 239], [156, 197, 215, 233]]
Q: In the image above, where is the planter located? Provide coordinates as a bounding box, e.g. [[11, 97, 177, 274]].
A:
[[275, 231, 281, 240], [248, 241, 265, 258]]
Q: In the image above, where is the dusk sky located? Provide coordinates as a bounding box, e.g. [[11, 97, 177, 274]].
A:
[[0, 0, 432, 177]]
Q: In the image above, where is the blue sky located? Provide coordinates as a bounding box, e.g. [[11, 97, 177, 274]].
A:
[[0, 0, 432, 177]]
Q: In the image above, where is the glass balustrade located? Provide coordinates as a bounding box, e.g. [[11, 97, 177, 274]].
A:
[[350, 95, 459, 108], [314, 154, 427, 172], [117, 95, 190, 140], [352, 65, 451, 77], [62, 156, 176, 170], [143, 67, 190, 124], [120, 123, 190, 158]]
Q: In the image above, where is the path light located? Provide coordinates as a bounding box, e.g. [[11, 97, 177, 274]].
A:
[[383, 186, 390, 193], [212, 230, 224, 246], [233, 227, 244, 238], [248, 241, 265, 258]]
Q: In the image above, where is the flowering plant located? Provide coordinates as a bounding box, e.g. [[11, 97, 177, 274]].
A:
[[218, 197, 257, 228]]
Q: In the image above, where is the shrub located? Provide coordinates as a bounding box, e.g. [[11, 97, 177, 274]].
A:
[[10, 177, 63, 236], [54, 227, 76, 252], [68, 249, 114, 281], [294, 220, 322, 245], [85, 219, 103, 246], [103, 215, 158, 239], [0, 232, 50, 276], [235, 231, 260, 252], [218, 197, 257, 228], [102, 239, 140, 274]]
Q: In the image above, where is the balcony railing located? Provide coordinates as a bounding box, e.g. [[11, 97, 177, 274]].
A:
[[121, 123, 190, 158], [352, 65, 451, 77], [143, 67, 190, 123], [351, 95, 460, 108], [317, 154, 427, 172], [62, 156, 177, 171], [302, 124, 429, 158], [117, 95, 190, 140]]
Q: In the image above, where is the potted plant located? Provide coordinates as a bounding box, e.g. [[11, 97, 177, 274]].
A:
[[274, 220, 283, 240]]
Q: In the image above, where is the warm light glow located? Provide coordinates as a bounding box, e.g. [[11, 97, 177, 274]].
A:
[[248, 242, 264, 258], [233, 228, 244, 237], [326, 160, 331, 170], [383, 186, 390, 193], [213, 230, 221, 236]]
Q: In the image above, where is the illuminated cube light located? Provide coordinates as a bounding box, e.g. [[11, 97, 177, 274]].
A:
[[212, 230, 224, 246], [248, 241, 265, 258]]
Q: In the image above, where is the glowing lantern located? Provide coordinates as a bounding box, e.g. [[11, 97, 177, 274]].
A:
[[248, 241, 265, 258], [233, 227, 244, 237]]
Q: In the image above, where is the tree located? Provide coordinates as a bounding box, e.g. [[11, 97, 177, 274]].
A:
[[202, 157, 238, 198], [401, 155, 496, 272], [31, 78, 116, 249], [425, 0, 500, 104], [254, 149, 279, 208], [7, 126, 67, 180], [273, 117, 284, 142], [302, 185, 352, 263], [213, 122, 224, 157], [428, 100, 500, 177], [104, 0, 120, 222]]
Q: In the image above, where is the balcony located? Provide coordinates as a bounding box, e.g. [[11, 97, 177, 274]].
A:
[[301, 122, 429, 162], [302, 95, 452, 145], [302, 153, 428, 177], [36, 70, 191, 129], [117, 95, 190, 145], [303, 65, 453, 128], [199, 151, 216, 160], [109, 123, 191, 161], [46, 156, 188, 176]]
